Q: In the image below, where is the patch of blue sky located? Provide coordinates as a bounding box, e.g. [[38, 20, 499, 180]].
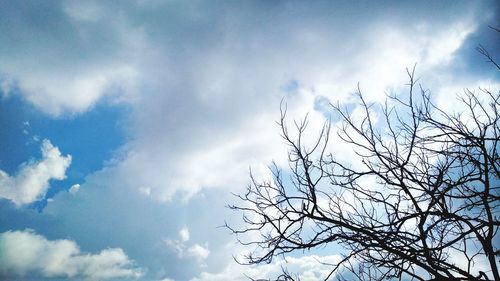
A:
[[283, 79, 299, 95], [0, 90, 129, 210], [313, 95, 333, 119], [452, 25, 500, 79], [0, 92, 40, 174]]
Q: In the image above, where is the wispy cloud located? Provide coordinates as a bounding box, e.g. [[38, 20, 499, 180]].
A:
[[165, 227, 210, 265]]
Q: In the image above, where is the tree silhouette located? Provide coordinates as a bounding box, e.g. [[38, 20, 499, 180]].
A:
[[228, 49, 499, 280]]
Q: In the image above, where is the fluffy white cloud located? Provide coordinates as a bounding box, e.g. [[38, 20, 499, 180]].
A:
[[191, 254, 342, 281], [0, 230, 143, 280], [0, 139, 71, 205]]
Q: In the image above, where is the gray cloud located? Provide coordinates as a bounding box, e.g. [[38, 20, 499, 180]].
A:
[[0, 1, 143, 115], [0, 1, 498, 280]]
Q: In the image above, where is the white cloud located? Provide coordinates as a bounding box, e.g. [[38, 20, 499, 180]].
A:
[[165, 228, 189, 258], [187, 244, 210, 261], [165, 228, 210, 263], [179, 227, 190, 243], [17, 65, 138, 116], [0, 139, 71, 205], [191, 254, 342, 281], [69, 184, 81, 194], [0, 230, 143, 280]]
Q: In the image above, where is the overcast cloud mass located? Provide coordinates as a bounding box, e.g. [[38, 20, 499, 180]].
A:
[[0, 1, 499, 280]]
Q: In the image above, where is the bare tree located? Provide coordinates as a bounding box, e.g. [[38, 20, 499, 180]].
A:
[[228, 57, 499, 280]]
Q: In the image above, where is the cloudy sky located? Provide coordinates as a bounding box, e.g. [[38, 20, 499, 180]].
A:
[[0, 1, 499, 280]]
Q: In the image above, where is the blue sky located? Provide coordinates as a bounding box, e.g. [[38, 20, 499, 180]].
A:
[[0, 1, 499, 280]]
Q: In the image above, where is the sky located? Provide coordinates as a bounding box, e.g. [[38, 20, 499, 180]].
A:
[[0, 1, 499, 280]]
